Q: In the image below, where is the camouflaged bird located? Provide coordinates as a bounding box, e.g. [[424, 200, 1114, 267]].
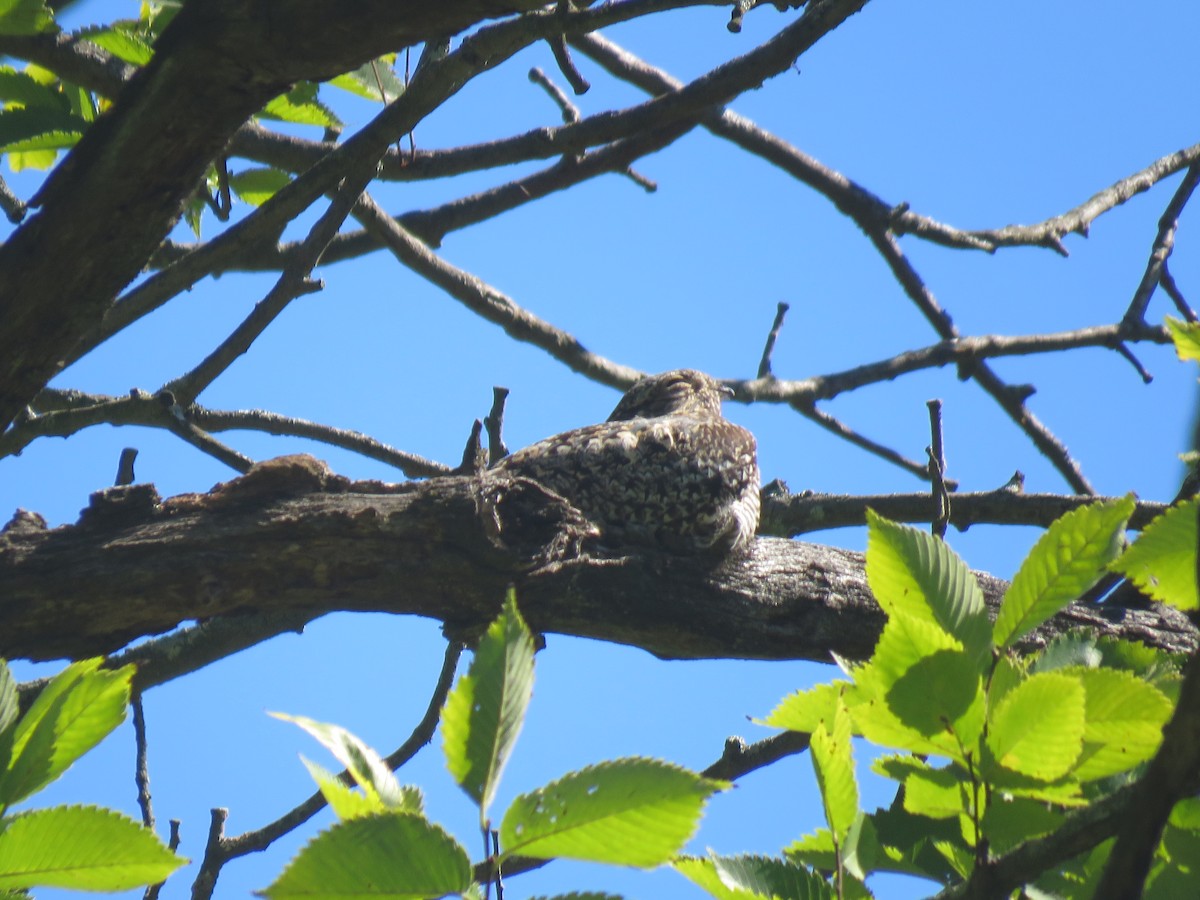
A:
[[493, 370, 760, 555]]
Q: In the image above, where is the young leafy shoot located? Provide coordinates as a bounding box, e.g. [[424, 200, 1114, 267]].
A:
[[258, 813, 471, 900], [865, 510, 991, 664], [0, 658, 133, 810], [442, 589, 535, 822], [1110, 498, 1198, 610], [299, 756, 423, 821], [993, 497, 1135, 649], [499, 758, 727, 868], [0, 805, 184, 892], [271, 713, 409, 811]]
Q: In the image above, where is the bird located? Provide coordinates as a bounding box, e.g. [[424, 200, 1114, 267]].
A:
[[492, 369, 760, 556]]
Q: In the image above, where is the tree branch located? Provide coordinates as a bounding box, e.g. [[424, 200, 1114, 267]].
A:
[[1, 456, 1193, 667]]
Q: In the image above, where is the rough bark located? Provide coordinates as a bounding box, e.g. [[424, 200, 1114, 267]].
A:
[[2, 455, 1194, 664]]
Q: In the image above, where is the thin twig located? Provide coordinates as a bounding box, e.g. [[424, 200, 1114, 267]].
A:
[[926, 399, 950, 538], [165, 157, 382, 405], [0, 173, 26, 223], [529, 67, 581, 123], [1123, 161, 1200, 326], [485, 387, 511, 464], [132, 690, 154, 829], [757, 302, 790, 378]]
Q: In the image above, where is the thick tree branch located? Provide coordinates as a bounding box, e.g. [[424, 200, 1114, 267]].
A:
[[1, 456, 1193, 666]]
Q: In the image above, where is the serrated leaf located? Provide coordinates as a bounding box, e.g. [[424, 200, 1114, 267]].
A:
[[674, 853, 831, 900], [271, 714, 407, 810], [229, 167, 291, 206], [1, 660, 132, 807], [810, 700, 857, 842], [887, 647, 984, 744], [259, 812, 471, 899], [1067, 667, 1172, 780], [759, 681, 850, 733], [79, 26, 154, 66], [1111, 499, 1198, 610], [987, 671, 1084, 781], [300, 757, 385, 821], [500, 758, 725, 867], [903, 765, 968, 821], [995, 497, 1135, 648], [980, 795, 1064, 854], [0, 0, 53, 35], [443, 589, 534, 817], [260, 89, 341, 129], [0, 107, 86, 151], [0, 806, 183, 890], [846, 613, 975, 761], [0, 662, 15, 739], [526, 894, 625, 900], [1166, 316, 1200, 363], [866, 510, 991, 662], [0, 67, 67, 109]]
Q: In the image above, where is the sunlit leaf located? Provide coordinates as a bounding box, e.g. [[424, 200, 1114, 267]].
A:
[[994, 497, 1134, 648], [1111, 499, 1198, 610], [260, 813, 470, 899], [500, 758, 725, 867], [1166, 316, 1200, 363], [229, 167, 291, 206], [866, 511, 990, 663], [1068, 666, 1172, 781], [986, 671, 1084, 781], [443, 589, 534, 818], [810, 700, 857, 843], [0, 806, 184, 891], [674, 853, 832, 900], [759, 681, 850, 733], [78, 25, 154, 66], [271, 713, 407, 810]]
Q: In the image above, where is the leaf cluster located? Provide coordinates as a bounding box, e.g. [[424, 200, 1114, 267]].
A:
[[0, 657, 184, 892]]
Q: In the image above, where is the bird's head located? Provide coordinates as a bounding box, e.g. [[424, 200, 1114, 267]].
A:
[[606, 369, 733, 421]]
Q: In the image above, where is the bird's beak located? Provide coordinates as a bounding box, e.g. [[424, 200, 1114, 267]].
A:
[[719, 384, 735, 400]]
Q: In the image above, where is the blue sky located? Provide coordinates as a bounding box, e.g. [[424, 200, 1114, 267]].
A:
[[3, 1, 1199, 898]]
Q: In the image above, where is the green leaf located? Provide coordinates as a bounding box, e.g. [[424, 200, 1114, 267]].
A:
[[674, 854, 831, 900], [0, 662, 15, 739], [0, 0, 53, 35], [328, 57, 406, 102], [1, 660, 132, 807], [0, 806, 184, 891], [994, 497, 1135, 648], [271, 714, 407, 810], [1068, 667, 1172, 781], [443, 589, 534, 817], [229, 167, 292, 207], [865, 511, 990, 662], [887, 647, 984, 744], [846, 613, 978, 762], [499, 758, 725, 867], [902, 765, 968, 821], [260, 87, 341, 129], [980, 795, 1063, 854], [0, 107, 86, 151], [810, 700, 857, 843], [259, 812, 471, 899], [1111, 499, 1198, 610], [300, 757, 399, 821], [986, 671, 1084, 781], [0, 67, 68, 109], [759, 681, 850, 733], [79, 26, 154, 66], [1166, 316, 1200, 363], [525, 894, 625, 900]]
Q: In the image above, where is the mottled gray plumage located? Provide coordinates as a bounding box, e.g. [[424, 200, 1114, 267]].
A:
[[494, 370, 760, 555]]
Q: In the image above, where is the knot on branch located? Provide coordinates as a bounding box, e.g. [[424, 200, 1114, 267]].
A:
[[476, 473, 600, 568]]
